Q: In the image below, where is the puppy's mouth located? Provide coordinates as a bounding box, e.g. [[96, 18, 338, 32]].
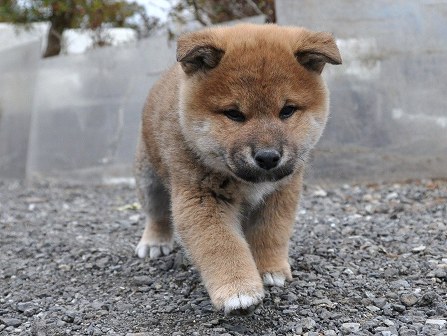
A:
[[235, 166, 294, 183], [226, 161, 296, 183]]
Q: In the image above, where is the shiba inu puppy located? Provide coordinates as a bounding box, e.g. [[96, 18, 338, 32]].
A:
[[134, 23, 341, 315]]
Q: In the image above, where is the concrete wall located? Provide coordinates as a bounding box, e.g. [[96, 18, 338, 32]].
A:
[[0, 41, 41, 178], [1, 6, 446, 183], [26, 35, 175, 182], [277, 0, 447, 183]]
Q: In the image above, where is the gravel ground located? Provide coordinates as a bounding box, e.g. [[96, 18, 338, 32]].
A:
[[0, 178, 446, 336]]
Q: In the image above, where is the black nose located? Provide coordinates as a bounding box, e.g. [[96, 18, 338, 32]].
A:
[[254, 149, 281, 170]]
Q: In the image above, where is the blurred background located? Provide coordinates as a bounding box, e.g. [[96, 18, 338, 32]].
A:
[[0, 0, 446, 184]]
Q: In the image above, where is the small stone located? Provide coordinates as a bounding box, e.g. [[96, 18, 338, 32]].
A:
[[56, 320, 66, 327], [132, 276, 153, 286], [174, 252, 189, 270], [312, 298, 335, 308], [343, 268, 354, 276], [400, 293, 419, 307], [287, 292, 298, 301], [364, 204, 374, 214], [398, 327, 417, 336], [366, 305, 381, 312], [62, 310, 77, 323], [418, 291, 438, 306], [362, 194, 373, 202], [30, 319, 47, 336], [390, 279, 410, 289], [0, 318, 22, 327], [95, 257, 110, 268], [58, 264, 71, 271], [413, 323, 424, 332], [212, 327, 226, 332], [385, 192, 399, 200], [378, 331, 391, 336], [16, 302, 35, 312], [436, 302, 447, 315], [425, 319, 446, 328], [389, 293, 401, 301], [412, 245, 426, 252], [324, 330, 337, 336], [384, 268, 399, 278], [282, 309, 294, 315], [383, 319, 395, 327], [146, 317, 158, 324], [164, 305, 175, 313], [128, 214, 140, 223], [300, 317, 316, 330], [373, 298, 387, 308], [434, 268, 447, 278], [363, 319, 380, 330], [391, 304, 406, 313], [422, 325, 442, 335], [23, 309, 37, 317], [341, 323, 361, 334], [375, 326, 396, 334], [91, 300, 107, 310], [382, 303, 395, 316], [313, 187, 327, 197]]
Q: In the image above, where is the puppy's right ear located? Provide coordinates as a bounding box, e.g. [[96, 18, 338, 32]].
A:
[[176, 31, 224, 75], [294, 31, 342, 74]]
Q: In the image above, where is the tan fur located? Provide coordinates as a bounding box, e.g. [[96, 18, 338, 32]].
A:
[[134, 23, 341, 314]]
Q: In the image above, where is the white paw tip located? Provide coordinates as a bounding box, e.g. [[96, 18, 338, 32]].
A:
[[161, 245, 172, 256], [224, 293, 263, 315], [136, 241, 173, 259], [149, 246, 162, 259], [262, 272, 285, 287], [135, 243, 148, 259]]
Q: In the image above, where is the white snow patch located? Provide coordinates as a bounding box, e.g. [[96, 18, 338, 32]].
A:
[[392, 108, 447, 128], [62, 28, 137, 54], [332, 38, 381, 80], [103, 177, 135, 186]]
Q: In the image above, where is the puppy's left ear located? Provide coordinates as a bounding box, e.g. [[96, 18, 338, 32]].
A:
[[176, 31, 224, 75], [295, 31, 342, 74]]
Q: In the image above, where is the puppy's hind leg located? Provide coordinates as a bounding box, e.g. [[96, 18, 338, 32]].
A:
[[134, 140, 173, 259]]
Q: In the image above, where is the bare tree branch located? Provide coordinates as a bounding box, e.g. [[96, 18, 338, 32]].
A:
[[244, 0, 264, 16], [190, 0, 209, 26]]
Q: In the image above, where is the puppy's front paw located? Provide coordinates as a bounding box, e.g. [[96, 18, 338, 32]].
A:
[[224, 292, 264, 316], [262, 272, 286, 287], [211, 281, 264, 316], [135, 240, 173, 259]]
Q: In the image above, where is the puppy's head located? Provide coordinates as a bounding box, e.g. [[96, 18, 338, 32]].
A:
[[177, 24, 341, 183]]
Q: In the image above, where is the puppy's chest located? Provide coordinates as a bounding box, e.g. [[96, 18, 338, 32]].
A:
[[242, 182, 278, 207], [200, 174, 277, 208]]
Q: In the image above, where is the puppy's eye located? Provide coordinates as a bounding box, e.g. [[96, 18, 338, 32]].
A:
[[223, 109, 246, 122], [279, 105, 298, 120]]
